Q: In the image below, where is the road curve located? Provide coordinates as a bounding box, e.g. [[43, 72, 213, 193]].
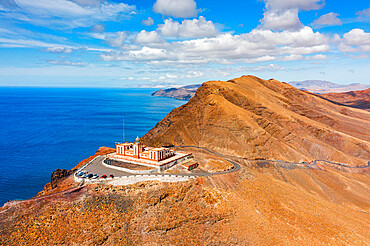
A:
[[80, 146, 241, 178]]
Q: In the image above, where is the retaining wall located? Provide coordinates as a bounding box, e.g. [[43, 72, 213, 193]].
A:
[[74, 174, 194, 185], [102, 159, 159, 174]]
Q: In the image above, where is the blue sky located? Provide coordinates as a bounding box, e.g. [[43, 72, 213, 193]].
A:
[[0, 0, 369, 87]]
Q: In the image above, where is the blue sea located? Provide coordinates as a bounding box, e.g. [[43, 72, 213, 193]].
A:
[[0, 87, 185, 206]]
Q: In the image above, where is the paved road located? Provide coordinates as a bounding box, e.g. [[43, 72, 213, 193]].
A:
[[82, 156, 133, 177], [80, 146, 241, 178], [79, 145, 368, 179]]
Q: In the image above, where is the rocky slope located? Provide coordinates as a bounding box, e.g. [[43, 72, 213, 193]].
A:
[[142, 75, 370, 166], [318, 88, 370, 111], [1, 75, 369, 245], [289, 80, 370, 94], [1, 148, 369, 245], [151, 84, 201, 100]]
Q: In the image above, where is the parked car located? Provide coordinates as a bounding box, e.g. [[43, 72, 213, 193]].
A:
[[76, 171, 86, 177], [87, 174, 93, 179], [109, 174, 114, 178], [92, 174, 99, 179], [101, 175, 107, 179]]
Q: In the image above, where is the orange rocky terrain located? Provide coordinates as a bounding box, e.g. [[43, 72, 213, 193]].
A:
[[1, 75, 369, 245], [0, 149, 369, 245], [142, 75, 370, 166], [318, 88, 370, 111]]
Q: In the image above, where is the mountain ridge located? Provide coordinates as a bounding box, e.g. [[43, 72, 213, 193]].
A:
[[151, 80, 370, 100], [142, 75, 370, 166]]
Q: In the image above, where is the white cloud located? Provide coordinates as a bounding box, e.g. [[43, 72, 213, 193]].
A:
[[0, 0, 136, 28], [313, 12, 341, 27], [70, 0, 100, 7], [107, 31, 127, 48], [141, 17, 154, 26], [46, 46, 73, 53], [0, 37, 69, 48], [47, 59, 88, 66], [153, 0, 197, 18], [260, 0, 325, 30], [260, 9, 303, 31], [101, 26, 329, 65], [356, 6, 370, 17], [135, 30, 164, 46], [157, 19, 180, 36], [338, 29, 370, 53], [308, 54, 327, 60], [158, 16, 218, 38], [90, 24, 105, 33], [263, 0, 325, 11]]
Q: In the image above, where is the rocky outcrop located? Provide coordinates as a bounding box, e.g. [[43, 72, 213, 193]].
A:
[[142, 75, 370, 166], [50, 169, 73, 189]]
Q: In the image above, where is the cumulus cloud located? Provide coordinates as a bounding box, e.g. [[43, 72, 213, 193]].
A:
[[157, 16, 217, 38], [101, 26, 329, 65], [260, 9, 303, 31], [141, 17, 154, 26], [260, 0, 325, 30], [135, 30, 164, 46], [313, 12, 341, 27], [0, 0, 136, 28], [338, 29, 370, 53], [153, 0, 197, 18]]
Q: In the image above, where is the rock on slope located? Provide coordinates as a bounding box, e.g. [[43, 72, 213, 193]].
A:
[[142, 75, 370, 166], [319, 88, 370, 111]]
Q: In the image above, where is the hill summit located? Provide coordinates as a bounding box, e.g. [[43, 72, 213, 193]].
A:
[[142, 75, 370, 166]]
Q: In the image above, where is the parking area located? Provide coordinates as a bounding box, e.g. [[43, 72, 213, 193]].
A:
[[81, 156, 135, 178]]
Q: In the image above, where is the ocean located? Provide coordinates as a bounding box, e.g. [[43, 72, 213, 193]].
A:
[[0, 87, 185, 206]]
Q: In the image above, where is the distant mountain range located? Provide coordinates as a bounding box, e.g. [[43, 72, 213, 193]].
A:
[[151, 80, 370, 100], [151, 84, 201, 100], [288, 80, 370, 94], [319, 88, 370, 111]]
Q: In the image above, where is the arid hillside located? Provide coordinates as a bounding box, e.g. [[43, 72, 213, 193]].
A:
[[1, 76, 369, 245], [318, 88, 370, 111], [142, 75, 370, 166], [1, 148, 369, 246]]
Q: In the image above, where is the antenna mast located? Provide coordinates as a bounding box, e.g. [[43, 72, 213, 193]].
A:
[[122, 115, 125, 143]]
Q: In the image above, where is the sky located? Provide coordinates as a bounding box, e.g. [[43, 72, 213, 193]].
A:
[[0, 0, 369, 87]]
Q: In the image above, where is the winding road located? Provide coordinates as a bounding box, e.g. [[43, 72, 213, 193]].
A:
[[80, 145, 369, 180]]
